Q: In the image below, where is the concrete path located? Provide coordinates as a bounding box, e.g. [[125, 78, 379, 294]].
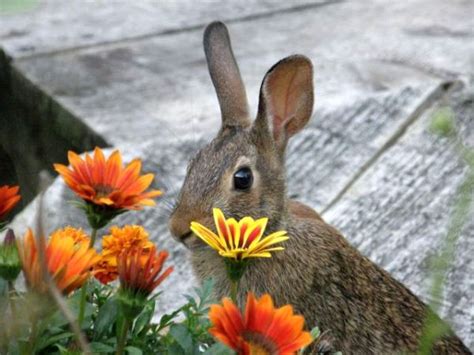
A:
[[1, 0, 472, 348]]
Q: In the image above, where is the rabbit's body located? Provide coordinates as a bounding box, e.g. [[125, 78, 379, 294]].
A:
[[169, 22, 470, 354], [193, 214, 468, 353]]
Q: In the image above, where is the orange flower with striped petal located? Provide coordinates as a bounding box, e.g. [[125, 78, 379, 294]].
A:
[[117, 246, 173, 320], [209, 292, 313, 355], [118, 246, 173, 296], [94, 225, 154, 284], [54, 147, 162, 210], [0, 185, 21, 220], [190, 208, 289, 261], [16, 228, 100, 295]]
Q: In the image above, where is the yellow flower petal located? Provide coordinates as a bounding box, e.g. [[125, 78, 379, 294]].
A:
[[190, 209, 288, 261]]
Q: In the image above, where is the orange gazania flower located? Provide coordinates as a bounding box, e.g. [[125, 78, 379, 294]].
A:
[[16, 228, 100, 295], [118, 246, 173, 296], [209, 293, 313, 355], [190, 208, 289, 260], [50, 226, 90, 245], [54, 147, 162, 210], [94, 225, 154, 284], [0, 185, 21, 220]]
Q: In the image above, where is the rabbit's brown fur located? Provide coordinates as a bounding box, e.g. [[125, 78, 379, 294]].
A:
[[169, 22, 470, 354]]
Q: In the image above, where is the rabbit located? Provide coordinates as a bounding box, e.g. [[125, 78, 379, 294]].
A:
[[169, 21, 470, 354]]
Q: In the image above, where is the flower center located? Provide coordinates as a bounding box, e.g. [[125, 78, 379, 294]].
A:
[[244, 332, 277, 355], [95, 184, 114, 197]]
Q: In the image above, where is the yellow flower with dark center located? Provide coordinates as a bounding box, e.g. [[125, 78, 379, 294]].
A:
[[16, 228, 99, 295], [54, 147, 162, 210], [190, 208, 289, 261], [94, 225, 154, 284], [209, 292, 313, 354]]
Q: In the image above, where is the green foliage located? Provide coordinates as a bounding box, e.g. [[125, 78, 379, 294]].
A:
[[429, 108, 456, 138], [5, 278, 228, 354], [0, 0, 38, 14], [417, 108, 474, 354]]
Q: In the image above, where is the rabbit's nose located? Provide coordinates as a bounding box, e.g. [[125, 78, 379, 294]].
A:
[[168, 213, 191, 242], [169, 207, 205, 240]]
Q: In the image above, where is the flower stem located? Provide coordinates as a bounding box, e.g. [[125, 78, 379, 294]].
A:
[[230, 279, 239, 304], [116, 318, 130, 355], [78, 228, 98, 326], [89, 228, 98, 248], [27, 316, 39, 354], [7, 281, 18, 335]]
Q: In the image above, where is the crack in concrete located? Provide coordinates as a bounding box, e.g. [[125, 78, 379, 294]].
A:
[[13, 0, 344, 62], [321, 80, 462, 215]]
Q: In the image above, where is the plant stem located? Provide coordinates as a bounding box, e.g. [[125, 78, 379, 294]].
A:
[[230, 280, 239, 304], [78, 228, 98, 326], [89, 228, 98, 248], [7, 281, 18, 337], [116, 318, 130, 355], [27, 316, 38, 354]]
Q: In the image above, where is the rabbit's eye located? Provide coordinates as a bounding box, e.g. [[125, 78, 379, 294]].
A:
[[233, 167, 253, 191]]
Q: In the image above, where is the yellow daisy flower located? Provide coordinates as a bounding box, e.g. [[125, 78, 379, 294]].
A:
[[190, 208, 289, 261]]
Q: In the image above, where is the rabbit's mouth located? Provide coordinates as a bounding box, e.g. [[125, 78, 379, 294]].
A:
[[181, 231, 205, 250], [181, 231, 193, 243]]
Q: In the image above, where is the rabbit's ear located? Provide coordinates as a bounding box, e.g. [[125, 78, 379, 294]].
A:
[[204, 22, 250, 128], [253, 55, 313, 152]]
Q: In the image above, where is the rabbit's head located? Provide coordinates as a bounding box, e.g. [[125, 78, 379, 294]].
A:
[[169, 22, 314, 249]]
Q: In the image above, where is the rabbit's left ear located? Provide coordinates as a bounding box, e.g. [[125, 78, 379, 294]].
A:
[[204, 21, 250, 128], [253, 55, 313, 152]]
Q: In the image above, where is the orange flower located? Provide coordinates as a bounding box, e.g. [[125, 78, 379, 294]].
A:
[[16, 228, 100, 295], [118, 246, 173, 296], [0, 185, 21, 220], [94, 225, 154, 284], [209, 293, 313, 355], [54, 147, 162, 210], [49, 226, 90, 245]]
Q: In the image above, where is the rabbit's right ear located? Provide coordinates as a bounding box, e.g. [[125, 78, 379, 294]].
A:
[[253, 55, 314, 154], [204, 22, 250, 128]]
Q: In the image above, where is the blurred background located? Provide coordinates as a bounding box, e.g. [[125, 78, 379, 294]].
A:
[[1, 0, 472, 349]]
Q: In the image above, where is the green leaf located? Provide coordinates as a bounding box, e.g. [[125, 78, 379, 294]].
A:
[[169, 324, 193, 353], [157, 308, 181, 332], [55, 344, 68, 353], [133, 300, 155, 336], [55, 344, 81, 355], [310, 326, 321, 340], [125, 346, 143, 355], [430, 107, 456, 138], [299, 326, 321, 354], [203, 342, 234, 355], [48, 310, 70, 329], [68, 288, 94, 322], [36, 331, 74, 351], [166, 342, 185, 355], [94, 297, 118, 338], [90, 342, 115, 353]]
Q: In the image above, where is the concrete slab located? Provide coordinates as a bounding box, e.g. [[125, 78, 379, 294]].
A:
[[0, 0, 334, 58], [8, 0, 472, 147], [324, 84, 474, 346]]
